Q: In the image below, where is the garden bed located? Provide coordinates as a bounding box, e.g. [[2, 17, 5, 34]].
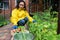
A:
[[27, 9, 58, 40], [0, 15, 10, 27]]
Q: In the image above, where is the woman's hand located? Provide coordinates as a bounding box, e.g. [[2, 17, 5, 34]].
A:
[[33, 20, 36, 23]]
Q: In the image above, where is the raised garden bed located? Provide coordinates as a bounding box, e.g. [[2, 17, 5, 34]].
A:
[[0, 15, 10, 27], [27, 9, 58, 40]]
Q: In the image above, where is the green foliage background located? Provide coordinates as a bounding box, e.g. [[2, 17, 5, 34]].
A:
[[28, 8, 59, 40]]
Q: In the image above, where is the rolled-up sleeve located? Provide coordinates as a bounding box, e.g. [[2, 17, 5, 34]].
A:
[[25, 11, 34, 22]]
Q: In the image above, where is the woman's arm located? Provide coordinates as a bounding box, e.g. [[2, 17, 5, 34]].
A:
[[25, 11, 34, 22], [10, 9, 18, 25]]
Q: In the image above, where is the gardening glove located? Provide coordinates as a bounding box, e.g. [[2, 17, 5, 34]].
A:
[[33, 20, 36, 23], [33, 20, 38, 25], [12, 25, 18, 29]]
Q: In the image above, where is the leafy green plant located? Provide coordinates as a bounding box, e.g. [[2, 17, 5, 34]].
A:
[[14, 26, 34, 40], [27, 8, 58, 40], [0, 15, 10, 27]]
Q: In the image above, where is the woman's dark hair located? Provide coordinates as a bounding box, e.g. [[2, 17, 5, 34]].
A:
[[16, 0, 26, 10]]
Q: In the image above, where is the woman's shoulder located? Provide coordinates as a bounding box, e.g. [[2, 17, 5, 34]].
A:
[[24, 10, 28, 12], [12, 8, 18, 12]]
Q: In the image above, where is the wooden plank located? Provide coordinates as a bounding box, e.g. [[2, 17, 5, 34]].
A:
[[57, 0, 59, 34]]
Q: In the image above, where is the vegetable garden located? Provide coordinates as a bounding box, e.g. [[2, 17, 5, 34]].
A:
[[13, 7, 60, 40], [28, 8, 59, 40]]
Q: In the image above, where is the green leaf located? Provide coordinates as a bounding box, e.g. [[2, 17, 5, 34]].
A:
[[14, 32, 34, 40]]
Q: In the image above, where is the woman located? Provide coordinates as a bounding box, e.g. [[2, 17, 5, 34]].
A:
[[10, 0, 36, 32]]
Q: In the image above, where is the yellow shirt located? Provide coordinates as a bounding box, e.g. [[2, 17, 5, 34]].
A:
[[10, 8, 33, 25]]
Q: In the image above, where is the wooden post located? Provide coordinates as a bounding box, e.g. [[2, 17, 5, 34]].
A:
[[10, 0, 12, 16], [25, 0, 29, 11], [0, 9, 1, 13], [57, 0, 59, 34]]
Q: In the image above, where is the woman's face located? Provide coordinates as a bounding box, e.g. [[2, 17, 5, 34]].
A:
[[19, 2, 24, 9]]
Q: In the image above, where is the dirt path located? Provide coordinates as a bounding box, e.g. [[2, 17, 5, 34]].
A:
[[0, 23, 14, 40]]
